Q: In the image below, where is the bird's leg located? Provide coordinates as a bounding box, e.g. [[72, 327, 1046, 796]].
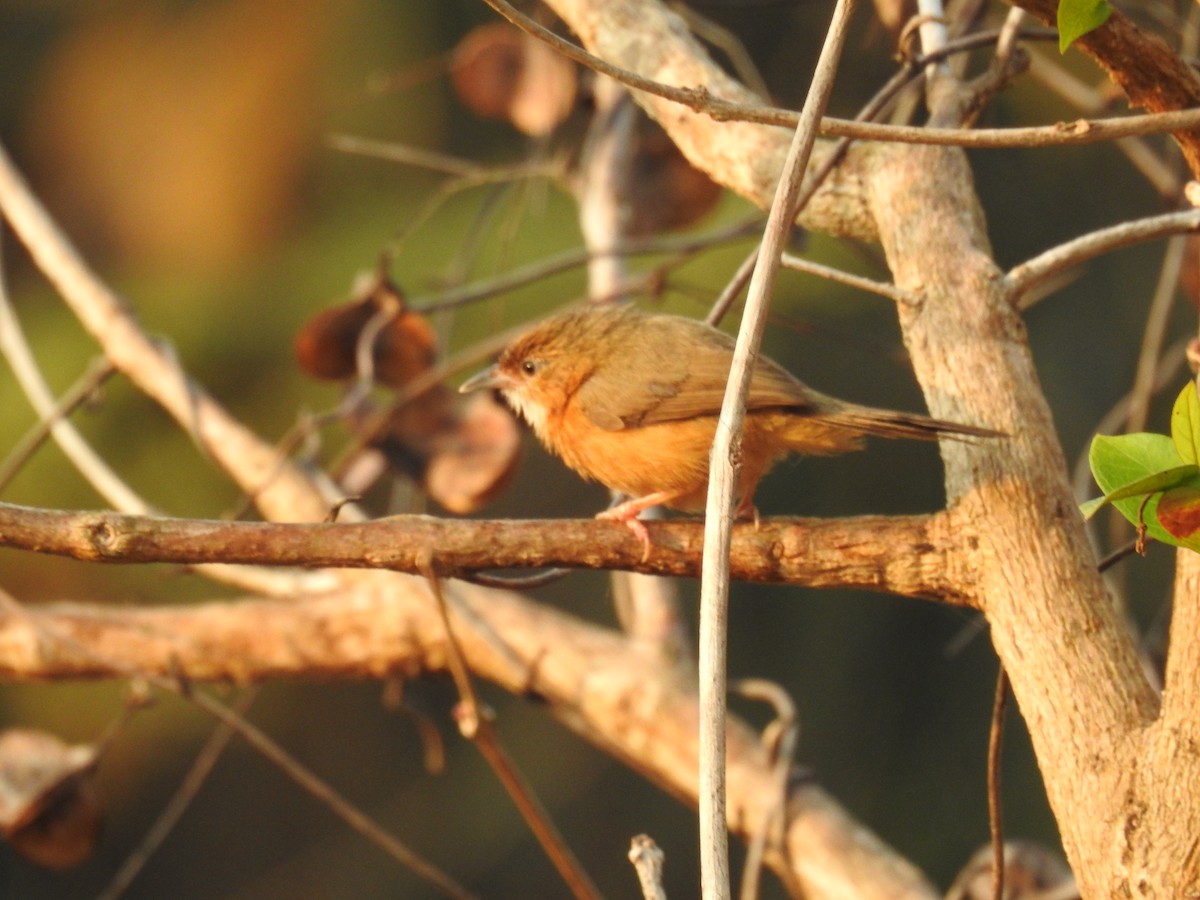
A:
[[733, 497, 761, 530], [597, 491, 676, 561]]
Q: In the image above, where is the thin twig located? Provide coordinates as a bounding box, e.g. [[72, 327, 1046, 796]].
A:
[[420, 557, 602, 900], [988, 666, 1010, 900], [390, 156, 567, 264], [697, 0, 858, 894], [461, 568, 572, 589], [994, 8, 1027, 66], [1097, 539, 1146, 572], [408, 216, 762, 315], [732, 679, 799, 900], [189, 692, 476, 900], [96, 689, 259, 900], [779, 253, 918, 304], [328, 133, 497, 178], [1127, 235, 1187, 433], [670, 2, 771, 98], [705, 250, 759, 327], [629, 835, 668, 900], [0, 237, 149, 512], [0, 356, 116, 493]]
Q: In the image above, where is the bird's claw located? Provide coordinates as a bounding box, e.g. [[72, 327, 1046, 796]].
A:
[[597, 506, 653, 562]]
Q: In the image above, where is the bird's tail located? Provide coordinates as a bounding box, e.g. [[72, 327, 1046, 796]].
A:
[[774, 403, 1001, 456], [821, 403, 1002, 443]]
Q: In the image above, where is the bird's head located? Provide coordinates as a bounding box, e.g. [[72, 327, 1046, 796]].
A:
[[458, 306, 628, 439]]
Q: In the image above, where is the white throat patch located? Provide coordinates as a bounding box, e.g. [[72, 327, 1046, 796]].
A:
[[504, 389, 549, 439]]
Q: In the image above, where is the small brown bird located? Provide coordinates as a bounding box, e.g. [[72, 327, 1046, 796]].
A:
[[460, 305, 997, 553]]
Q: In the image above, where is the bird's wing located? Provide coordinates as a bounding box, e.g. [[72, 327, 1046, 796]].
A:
[[575, 319, 817, 431]]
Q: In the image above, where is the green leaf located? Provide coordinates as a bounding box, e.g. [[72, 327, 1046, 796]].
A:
[[1171, 382, 1200, 465], [1080, 463, 1200, 520], [1089, 432, 1183, 493], [1078, 495, 1107, 520], [1085, 432, 1200, 546], [1057, 0, 1112, 52]]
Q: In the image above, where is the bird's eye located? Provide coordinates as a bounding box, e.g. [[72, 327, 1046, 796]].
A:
[[521, 359, 539, 376]]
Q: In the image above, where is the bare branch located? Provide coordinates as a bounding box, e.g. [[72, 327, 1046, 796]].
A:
[[1004, 209, 1200, 306], [424, 565, 602, 900], [0, 501, 978, 604], [629, 835, 668, 900], [0, 247, 145, 512], [0, 141, 333, 525], [779, 253, 918, 304], [697, 0, 858, 890], [96, 690, 257, 900], [0, 590, 477, 900]]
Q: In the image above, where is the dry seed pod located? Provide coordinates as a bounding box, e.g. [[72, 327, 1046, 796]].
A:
[[0, 729, 102, 869], [625, 119, 722, 235], [945, 840, 1078, 900], [298, 276, 521, 512], [451, 22, 577, 136], [372, 387, 521, 514], [294, 276, 437, 388]]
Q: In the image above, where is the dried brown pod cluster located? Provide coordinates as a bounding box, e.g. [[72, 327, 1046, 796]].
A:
[[451, 21, 578, 138], [295, 273, 520, 514], [449, 21, 722, 235]]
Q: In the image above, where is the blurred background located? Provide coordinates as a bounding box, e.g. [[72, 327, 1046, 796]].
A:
[[0, 0, 1185, 897]]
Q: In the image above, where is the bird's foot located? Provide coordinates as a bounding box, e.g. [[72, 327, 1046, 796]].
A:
[[597, 492, 674, 562]]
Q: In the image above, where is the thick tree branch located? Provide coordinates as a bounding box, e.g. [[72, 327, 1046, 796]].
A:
[[870, 131, 1160, 898], [0, 501, 977, 604]]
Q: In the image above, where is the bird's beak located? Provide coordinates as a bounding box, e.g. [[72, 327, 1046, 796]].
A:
[[459, 364, 514, 394]]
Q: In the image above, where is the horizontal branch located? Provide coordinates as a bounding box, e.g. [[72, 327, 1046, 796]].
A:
[[0, 501, 976, 605], [485, 0, 1200, 150]]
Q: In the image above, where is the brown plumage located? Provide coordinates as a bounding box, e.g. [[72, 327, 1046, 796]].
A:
[[460, 305, 998, 552]]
